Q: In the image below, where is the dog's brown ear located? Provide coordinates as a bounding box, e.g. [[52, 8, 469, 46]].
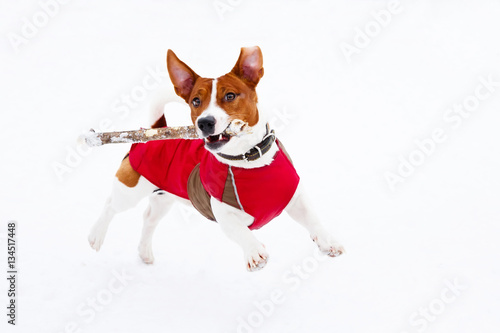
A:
[[231, 46, 264, 87], [167, 50, 199, 102]]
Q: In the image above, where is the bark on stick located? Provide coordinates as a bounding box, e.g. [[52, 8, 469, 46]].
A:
[[83, 126, 199, 147]]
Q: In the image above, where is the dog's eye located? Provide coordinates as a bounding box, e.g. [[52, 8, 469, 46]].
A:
[[192, 97, 201, 107], [224, 93, 236, 101]]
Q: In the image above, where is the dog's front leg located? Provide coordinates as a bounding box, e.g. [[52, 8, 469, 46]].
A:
[[211, 198, 269, 272], [286, 183, 345, 257]]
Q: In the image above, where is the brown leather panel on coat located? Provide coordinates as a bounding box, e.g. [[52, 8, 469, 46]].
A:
[[187, 164, 216, 221], [277, 140, 294, 165], [222, 168, 242, 211]]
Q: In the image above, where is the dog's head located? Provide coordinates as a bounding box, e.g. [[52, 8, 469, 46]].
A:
[[166, 46, 265, 154]]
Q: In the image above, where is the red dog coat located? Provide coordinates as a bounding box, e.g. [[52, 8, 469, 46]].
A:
[[128, 138, 300, 230]]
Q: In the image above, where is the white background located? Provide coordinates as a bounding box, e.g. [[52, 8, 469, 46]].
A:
[[1, 0, 500, 332]]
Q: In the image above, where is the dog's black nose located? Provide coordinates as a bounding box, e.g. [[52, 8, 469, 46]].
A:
[[197, 116, 216, 136]]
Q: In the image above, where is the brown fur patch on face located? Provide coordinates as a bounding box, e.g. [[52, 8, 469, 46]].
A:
[[188, 78, 213, 124], [116, 156, 141, 187], [215, 73, 259, 126]]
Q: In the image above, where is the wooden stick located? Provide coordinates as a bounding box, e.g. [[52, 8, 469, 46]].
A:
[[83, 125, 199, 147]]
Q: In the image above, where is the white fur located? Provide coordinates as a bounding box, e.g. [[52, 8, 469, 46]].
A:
[[195, 79, 230, 139], [285, 183, 345, 257], [148, 82, 185, 124], [138, 190, 176, 264], [210, 197, 269, 271], [88, 175, 344, 269], [214, 105, 279, 169], [88, 176, 156, 251]]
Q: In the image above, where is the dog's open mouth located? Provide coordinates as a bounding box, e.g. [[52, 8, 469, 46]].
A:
[[206, 133, 231, 143], [204, 132, 231, 150]]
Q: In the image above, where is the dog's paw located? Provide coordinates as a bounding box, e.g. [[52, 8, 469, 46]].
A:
[[311, 233, 344, 257], [245, 244, 269, 272], [88, 229, 106, 252], [138, 243, 155, 264]]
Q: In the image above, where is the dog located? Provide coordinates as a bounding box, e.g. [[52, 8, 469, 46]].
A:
[[88, 46, 344, 271]]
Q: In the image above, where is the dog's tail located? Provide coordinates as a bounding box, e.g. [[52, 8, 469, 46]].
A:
[[149, 82, 185, 128]]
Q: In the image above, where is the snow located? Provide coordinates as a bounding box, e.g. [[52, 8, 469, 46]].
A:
[[1, 0, 500, 332], [81, 130, 103, 147]]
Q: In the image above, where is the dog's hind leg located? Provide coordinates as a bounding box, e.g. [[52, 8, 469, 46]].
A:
[[138, 190, 175, 264], [88, 157, 155, 251], [285, 183, 345, 257]]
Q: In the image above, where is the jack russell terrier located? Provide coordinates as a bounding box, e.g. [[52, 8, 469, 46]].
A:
[[88, 46, 344, 271]]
